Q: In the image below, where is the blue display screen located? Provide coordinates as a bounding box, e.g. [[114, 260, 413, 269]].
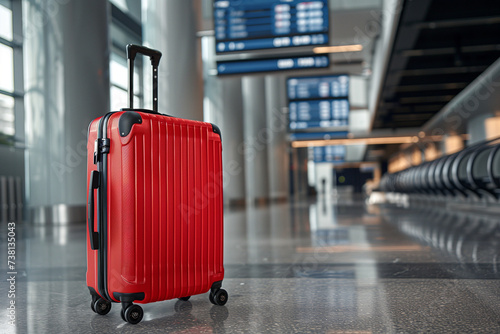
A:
[[289, 99, 349, 130], [289, 131, 348, 141], [287, 75, 349, 99], [217, 55, 329, 75], [288, 74, 350, 131], [214, 0, 329, 53], [309, 146, 346, 163]]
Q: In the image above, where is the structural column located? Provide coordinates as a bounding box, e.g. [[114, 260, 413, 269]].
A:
[[23, 0, 110, 223], [142, 0, 203, 121], [204, 74, 246, 206], [219, 78, 246, 205], [200, 31, 246, 206], [242, 76, 269, 205], [265, 75, 289, 202]]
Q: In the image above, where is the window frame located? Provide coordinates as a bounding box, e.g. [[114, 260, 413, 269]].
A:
[[109, 1, 144, 111], [0, 0, 24, 146]]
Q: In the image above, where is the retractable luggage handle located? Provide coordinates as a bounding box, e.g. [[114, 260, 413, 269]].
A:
[[126, 44, 162, 112], [88, 170, 100, 250]]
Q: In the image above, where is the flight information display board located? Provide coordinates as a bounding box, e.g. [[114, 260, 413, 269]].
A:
[[289, 99, 349, 130], [309, 146, 346, 163], [289, 131, 348, 141], [287, 75, 349, 100], [214, 0, 329, 53], [217, 55, 329, 75], [288, 74, 350, 131]]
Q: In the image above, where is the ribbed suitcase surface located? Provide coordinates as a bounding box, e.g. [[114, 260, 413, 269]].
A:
[[86, 112, 224, 303], [87, 45, 226, 324]]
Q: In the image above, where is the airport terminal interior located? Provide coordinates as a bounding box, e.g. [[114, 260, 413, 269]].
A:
[[1, 0, 500, 332]]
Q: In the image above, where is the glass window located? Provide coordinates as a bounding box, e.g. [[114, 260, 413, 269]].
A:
[[110, 0, 128, 12], [110, 85, 128, 111], [0, 4, 12, 41], [109, 0, 141, 24], [109, 0, 143, 111], [110, 53, 141, 110], [110, 86, 140, 111], [110, 55, 128, 89], [0, 94, 14, 136], [0, 0, 19, 141], [0, 43, 14, 92], [110, 53, 140, 92]]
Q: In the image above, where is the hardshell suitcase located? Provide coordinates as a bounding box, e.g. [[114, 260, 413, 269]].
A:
[[86, 45, 227, 325]]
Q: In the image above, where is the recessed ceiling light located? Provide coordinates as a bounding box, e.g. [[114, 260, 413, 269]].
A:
[[313, 44, 364, 54]]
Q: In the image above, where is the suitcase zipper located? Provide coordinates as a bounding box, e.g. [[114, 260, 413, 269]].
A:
[[96, 113, 113, 302]]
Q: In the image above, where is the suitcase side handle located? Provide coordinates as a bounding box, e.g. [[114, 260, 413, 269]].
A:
[[88, 170, 100, 250], [126, 44, 163, 113]]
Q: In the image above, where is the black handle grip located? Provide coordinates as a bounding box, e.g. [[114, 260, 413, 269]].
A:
[[126, 44, 162, 112], [88, 170, 100, 250], [126, 44, 162, 66]]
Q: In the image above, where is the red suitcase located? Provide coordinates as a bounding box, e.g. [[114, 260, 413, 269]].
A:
[[86, 45, 227, 324]]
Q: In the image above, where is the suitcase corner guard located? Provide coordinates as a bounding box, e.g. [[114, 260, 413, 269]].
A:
[[118, 111, 143, 137]]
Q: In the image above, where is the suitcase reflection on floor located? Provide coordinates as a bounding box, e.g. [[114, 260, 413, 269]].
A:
[[141, 301, 229, 330], [90, 299, 229, 331]]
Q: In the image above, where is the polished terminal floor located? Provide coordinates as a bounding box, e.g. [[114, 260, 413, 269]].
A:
[[1, 198, 500, 333]]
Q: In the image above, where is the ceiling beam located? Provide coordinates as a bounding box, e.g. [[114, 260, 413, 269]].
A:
[[399, 95, 455, 104], [400, 44, 500, 57], [393, 82, 469, 92], [380, 101, 447, 108], [391, 113, 434, 121], [382, 0, 434, 99], [385, 106, 444, 114], [370, 0, 434, 131], [421, 57, 500, 135], [394, 65, 488, 77], [411, 16, 500, 29]]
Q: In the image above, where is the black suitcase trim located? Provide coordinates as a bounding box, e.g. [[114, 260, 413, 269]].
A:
[[113, 292, 146, 303], [96, 112, 113, 302], [95, 112, 147, 304]]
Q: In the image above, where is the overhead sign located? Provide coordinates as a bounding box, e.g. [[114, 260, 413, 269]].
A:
[[287, 75, 350, 131], [289, 99, 349, 130], [214, 0, 329, 53], [217, 55, 330, 75], [287, 75, 349, 100], [308, 146, 346, 163]]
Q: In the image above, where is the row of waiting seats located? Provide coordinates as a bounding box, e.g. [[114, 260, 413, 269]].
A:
[[380, 137, 500, 200]]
